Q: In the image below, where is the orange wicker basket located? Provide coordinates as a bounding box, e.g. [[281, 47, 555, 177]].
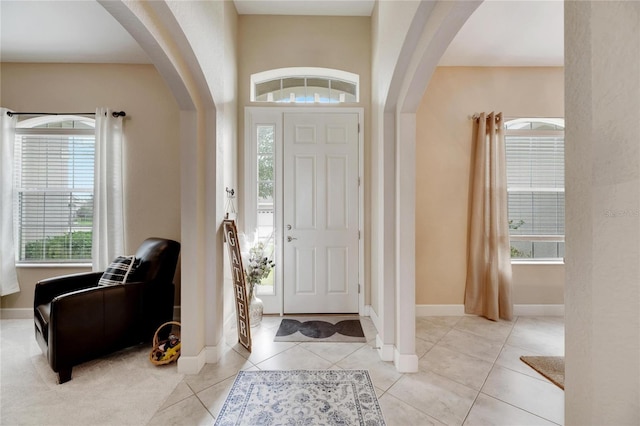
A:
[[149, 321, 181, 366]]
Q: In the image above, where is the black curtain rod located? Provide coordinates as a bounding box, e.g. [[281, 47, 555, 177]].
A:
[[6, 111, 126, 118]]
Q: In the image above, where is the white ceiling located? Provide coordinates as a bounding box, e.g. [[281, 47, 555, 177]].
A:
[[440, 0, 564, 67], [0, 1, 150, 64], [0, 0, 563, 66]]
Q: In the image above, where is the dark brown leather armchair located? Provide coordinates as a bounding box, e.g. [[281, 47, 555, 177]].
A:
[[34, 238, 180, 384]]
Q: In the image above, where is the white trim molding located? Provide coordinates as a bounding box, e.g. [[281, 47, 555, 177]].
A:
[[205, 345, 224, 364], [416, 304, 565, 317], [244, 107, 365, 316], [376, 335, 394, 362], [394, 349, 418, 373], [0, 308, 32, 319], [367, 305, 378, 331], [513, 304, 564, 317], [360, 304, 371, 318], [416, 304, 467, 316], [177, 347, 206, 375]]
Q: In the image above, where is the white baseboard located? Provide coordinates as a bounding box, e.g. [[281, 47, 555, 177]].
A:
[[513, 304, 564, 316], [416, 304, 467, 316], [376, 335, 394, 362], [224, 311, 237, 335], [360, 304, 370, 317], [205, 345, 223, 364], [367, 305, 380, 331], [176, 340, 226, 374], [177, 347, 206, 375], [0, 308, 32, 319], [394, 349, 418, 373], [416, 304, 564, 317]]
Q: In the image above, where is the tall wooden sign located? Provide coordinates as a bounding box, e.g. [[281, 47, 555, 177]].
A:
[[223, 220, 251, 351]]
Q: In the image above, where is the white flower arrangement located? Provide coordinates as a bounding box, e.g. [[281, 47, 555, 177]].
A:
[[240, 232, 275, 300]]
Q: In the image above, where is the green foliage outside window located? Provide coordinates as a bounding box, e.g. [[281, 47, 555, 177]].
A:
[[257, 126, 275, 200], [509, 219, 531, 258], [25, 231, 92, 260]]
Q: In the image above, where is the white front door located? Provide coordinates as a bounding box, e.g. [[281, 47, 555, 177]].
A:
[[283, 112, 359, 313]]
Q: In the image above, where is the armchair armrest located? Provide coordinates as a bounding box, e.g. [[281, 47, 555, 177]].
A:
[[47, 283, 145, 369], [34, 272, 103, 307]]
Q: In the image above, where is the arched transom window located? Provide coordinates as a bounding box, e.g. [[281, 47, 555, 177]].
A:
[[251, 67, 359, 104]]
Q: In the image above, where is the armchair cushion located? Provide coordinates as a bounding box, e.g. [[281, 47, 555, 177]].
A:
[[98, 255, 138, 286]]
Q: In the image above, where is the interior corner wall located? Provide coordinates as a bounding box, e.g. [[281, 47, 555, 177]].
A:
[[236, 14, 372, 305], [222, 0, 239, 336], [0, 63, 181, 311], [565, 1, 640, 423], [415, 66, 565, 306], [162, 0, 239, 350], [370, 0, 422, 318]]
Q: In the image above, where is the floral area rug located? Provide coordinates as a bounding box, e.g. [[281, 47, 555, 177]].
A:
[[214, 370, 386, 425], [274, 316, 367, 343]]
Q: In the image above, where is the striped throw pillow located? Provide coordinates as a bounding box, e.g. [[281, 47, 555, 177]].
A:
[[98, 255, 137, 286]]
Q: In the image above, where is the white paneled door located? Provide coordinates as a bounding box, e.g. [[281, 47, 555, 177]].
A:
[[283, 113, 359, 313]]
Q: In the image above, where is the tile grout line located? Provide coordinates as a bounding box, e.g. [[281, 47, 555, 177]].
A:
[[466, 315, 563, 426], [475, 392, 564, 426], [165, 315, 562, 425], [403, 317, 473, 424], [194, 382, 219, 423], [459, 315, 518, 425]]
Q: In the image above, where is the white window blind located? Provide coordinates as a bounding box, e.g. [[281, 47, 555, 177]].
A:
[[15, 121, 95, 262], [505, 119, 565, 260]]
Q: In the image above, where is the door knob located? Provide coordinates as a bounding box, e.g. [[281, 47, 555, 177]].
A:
[[287, 236, 297, 242]]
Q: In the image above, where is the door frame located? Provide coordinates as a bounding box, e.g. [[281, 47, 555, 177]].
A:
[[244, 106, 365, 316]]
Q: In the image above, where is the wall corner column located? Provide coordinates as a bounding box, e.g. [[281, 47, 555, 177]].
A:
[[376, 110, 397, 362], [394, 111, 418, 373], [565, 1, 640, 424]]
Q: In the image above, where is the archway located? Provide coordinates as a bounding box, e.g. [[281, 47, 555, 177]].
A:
[[378, 0, 480, 371], [101, 0, 482, 376], [98, 0, 233, 374]]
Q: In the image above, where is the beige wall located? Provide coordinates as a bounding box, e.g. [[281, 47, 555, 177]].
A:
[[237, 15, 372, 304], [1, 63, 181, 311], [416, 66, 565, 306], [237, 15, 371, 106]]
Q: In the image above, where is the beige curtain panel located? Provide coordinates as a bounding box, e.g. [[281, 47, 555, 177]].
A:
[[465, 112, 513, 321]]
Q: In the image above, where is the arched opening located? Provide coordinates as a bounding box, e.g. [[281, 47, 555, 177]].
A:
[[99, 0, 231, 375], [374, 0, 481, 372]]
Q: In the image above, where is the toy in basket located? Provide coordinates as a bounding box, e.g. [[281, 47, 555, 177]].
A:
[[150, 321, 181, 365]]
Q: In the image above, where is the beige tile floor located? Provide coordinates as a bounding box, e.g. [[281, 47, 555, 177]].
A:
[[149, 315, 564, 425]]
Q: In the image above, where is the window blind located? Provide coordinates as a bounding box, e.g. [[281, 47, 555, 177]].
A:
[[505, 123, 565, 259], [15, 130, 94, 262]]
